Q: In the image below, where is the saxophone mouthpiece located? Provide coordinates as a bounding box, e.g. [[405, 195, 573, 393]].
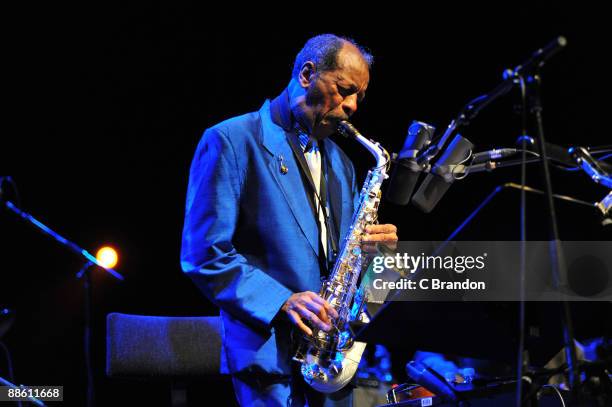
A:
[[337, 121, 361, 139]]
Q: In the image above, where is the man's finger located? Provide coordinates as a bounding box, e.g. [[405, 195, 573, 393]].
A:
[[362, 233, 398, 242], [308, 293, 339, 319], [308, 293, 330, 306], [296, 305, 331, 332], [323, 301, 339, 319], [304, 300, 330, 324], [287, 309, 312, 336], [366, 224, 397, 234]]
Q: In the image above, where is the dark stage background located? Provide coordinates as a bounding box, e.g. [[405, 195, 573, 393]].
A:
[[1, 3, 610, 406]]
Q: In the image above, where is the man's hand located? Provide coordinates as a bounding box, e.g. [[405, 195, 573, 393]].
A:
[[281, 291, 339, 336], [362, 224, 398, 252]]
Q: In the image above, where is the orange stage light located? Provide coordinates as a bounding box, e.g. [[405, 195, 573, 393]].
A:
[[96, 246, 119, 269]]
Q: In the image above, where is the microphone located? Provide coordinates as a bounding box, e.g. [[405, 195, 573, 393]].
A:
[[412, 135, 474, 213], [513, 36, 567, 76], [385, 121, 436, 205], [471, 148, 518, 164]]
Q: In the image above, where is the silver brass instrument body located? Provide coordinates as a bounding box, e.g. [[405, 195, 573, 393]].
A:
[[293, 120, 390, 393]]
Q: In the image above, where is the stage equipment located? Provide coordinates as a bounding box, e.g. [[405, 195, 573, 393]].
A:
[[1, 176, 123, 407]]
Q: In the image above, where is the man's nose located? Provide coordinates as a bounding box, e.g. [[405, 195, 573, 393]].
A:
[[342, 94, 358, 117]]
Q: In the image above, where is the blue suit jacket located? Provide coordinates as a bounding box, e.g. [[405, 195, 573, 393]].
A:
[[181, 96, 359, 375]]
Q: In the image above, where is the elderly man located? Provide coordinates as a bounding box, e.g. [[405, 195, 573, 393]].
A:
[[181, 34, 397, 406]]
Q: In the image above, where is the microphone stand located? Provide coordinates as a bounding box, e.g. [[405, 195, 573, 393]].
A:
[[424, 69, 517, 159], [414, 50, 523, 179], [510, 35, 568, 405], [516, 70, 530, 407], [422, 36, 582, 404], [0, 183, 123, 407], [515, 39, 582, 403]]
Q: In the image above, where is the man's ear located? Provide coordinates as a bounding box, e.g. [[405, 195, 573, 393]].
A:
[[298, 61, 316, 88]]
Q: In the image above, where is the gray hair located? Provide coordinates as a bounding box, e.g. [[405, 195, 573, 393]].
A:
[[291, 34, 373, 79]]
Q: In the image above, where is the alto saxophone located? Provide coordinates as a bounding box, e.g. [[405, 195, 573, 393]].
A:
[[293, 120, 391, 393]]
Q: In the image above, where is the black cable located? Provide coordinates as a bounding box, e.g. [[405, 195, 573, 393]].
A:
[[450, 149, 540, 180], [517, 149, 541, 160], [450, 149, 474, 180], [596, 153, 612, 162], [542, 385, 567, 407], [539, 151, 610, 172], [551, 163, 580, 172]]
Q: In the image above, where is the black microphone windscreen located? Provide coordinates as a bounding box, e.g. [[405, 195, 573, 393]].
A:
[[412, 135, 474, 213], [411, 175, 453, 213], [385, 121, 436, 205], [386, 159, 422, 205], [398, 121, 436, 160]]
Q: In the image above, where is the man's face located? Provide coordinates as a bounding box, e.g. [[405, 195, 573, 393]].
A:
[[302, 45, 370, 138]]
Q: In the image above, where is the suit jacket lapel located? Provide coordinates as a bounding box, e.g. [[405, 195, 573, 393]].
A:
[[259, 101, 320, 257]]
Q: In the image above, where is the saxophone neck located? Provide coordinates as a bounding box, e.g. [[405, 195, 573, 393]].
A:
[[337, 121, 390, 172]]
